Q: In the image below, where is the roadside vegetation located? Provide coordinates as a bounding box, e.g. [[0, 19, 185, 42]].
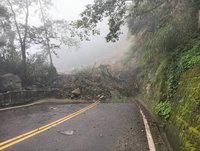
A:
[[0, 0, 79, 90], [75, 0, 200, 150], [125, 1, 200, 150]]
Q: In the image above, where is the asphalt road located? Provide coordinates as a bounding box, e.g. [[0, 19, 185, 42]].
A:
[[0, 102, 168, 151]]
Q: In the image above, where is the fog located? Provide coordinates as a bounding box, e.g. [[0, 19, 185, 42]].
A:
[[53, 22, 128, 73], [31, 0, 129, 73]]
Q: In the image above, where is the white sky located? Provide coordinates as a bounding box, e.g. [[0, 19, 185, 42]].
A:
[[51, 0, 94, 20], [30, 0, 128, 73]]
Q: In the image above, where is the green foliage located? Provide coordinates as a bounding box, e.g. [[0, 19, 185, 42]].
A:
[[170, 65, 200, 151], [137, 29, 200, 151], [0, 49, 58, 91], [179, 45, 200, 71], [122, 0, 200, 150], [155, 101, 171, 120], [110, 90, 123, 103], [26, 53, 57, 88], [142, 8, 197, 55], [127, 0, 172, 36], [0, 49, 21, 75], [123, 0, 200, 102], [0, 0, 80, 88], [167, 42, 200, 98], [76, 0, 127, 42], [151, 59, 167, 84]]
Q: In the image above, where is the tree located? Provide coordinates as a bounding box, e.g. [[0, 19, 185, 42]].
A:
[[33, 0, 79, 68], [0, 4, 21, 75], [28, 19, 79, 68], [2, 0, 79, 85], [76, 0, 200, 43], [2, 0, 36, 84], [0, 5, 11, 47], [0, 4, 15, 51], [26, 52, 55, 88], [74, 0, 127, 42], [38, 0, 54, 67]]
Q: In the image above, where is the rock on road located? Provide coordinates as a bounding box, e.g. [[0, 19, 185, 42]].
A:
[[0, 102, 169, 151]]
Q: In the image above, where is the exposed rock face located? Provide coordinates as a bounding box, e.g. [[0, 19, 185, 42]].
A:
[[0, 73, 22, 92]]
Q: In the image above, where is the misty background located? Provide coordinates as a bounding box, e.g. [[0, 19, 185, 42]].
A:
[[29, 0, 129, 73]]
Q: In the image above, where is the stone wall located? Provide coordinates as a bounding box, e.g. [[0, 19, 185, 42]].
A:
[[0, 89, 59, 107], [0, 73, 22, 92]]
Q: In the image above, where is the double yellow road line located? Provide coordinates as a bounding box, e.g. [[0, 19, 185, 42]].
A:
[[0, 101, 99, 150]]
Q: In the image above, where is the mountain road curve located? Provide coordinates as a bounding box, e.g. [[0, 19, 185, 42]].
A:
[[0, 101, 169, 151]]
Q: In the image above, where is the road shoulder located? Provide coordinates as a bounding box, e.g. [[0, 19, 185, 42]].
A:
[[135, 99, 173, 151]]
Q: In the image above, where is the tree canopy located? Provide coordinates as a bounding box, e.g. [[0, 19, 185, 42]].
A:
[[0, 0, 80, 86], [76, 0, 200, 45]]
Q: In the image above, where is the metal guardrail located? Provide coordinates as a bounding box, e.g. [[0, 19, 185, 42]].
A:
[[0, 89, 59, 107]]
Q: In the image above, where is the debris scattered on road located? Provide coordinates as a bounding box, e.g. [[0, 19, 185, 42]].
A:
[[99, 133, 103, 137], [49, 107, 57, 110], [97, 95, 105, 100], [59, 130, 74, 136]]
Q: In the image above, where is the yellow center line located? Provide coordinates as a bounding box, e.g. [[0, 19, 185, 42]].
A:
[[0, 102, 97, 146], [0, 101, 99, 151]]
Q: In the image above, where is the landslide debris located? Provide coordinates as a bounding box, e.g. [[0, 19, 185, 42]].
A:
[[60, 65, 137, 101]]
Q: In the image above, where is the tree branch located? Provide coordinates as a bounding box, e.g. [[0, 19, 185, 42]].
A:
[[23, 0, 29, 47], [7, 0, 23, 47], [38, 0, 53, 66]]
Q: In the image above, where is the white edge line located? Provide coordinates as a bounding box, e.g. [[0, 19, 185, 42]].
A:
[[0, 102, 41, 111], [139, 107, 156, 151]]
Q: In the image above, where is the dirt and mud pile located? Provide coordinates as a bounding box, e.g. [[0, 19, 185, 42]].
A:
[[60, 65, 136, 101]]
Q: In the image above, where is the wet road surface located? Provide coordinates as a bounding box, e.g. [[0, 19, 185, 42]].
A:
[[0, 102, 168, 151]]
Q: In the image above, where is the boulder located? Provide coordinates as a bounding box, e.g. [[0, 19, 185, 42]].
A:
[[71, 88, 81, 96], [0, 73, 22, 92], [99, 95, 104, 100]]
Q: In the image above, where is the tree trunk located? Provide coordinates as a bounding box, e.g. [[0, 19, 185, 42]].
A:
[[21, 0, 29, 86], [38, 0, 54, 67], [21, 44, 27, 86], [7, 0, 29, 87], [198, 10, 200, 29], [46, 34, 53, 67]]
